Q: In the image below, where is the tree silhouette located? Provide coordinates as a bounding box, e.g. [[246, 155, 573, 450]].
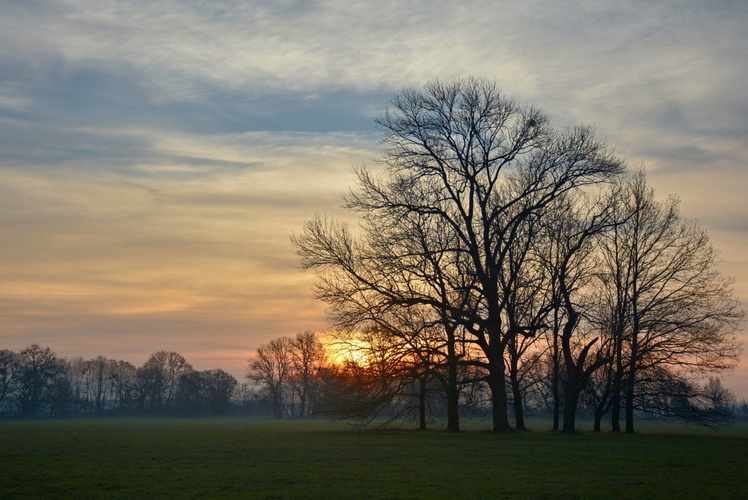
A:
[[295, 77, 623, 431]]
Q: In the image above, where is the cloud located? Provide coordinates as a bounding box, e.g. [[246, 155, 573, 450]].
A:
[[0, 124, 370, 368]]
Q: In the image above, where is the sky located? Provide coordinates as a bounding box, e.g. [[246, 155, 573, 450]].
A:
[[1, 0, 747, 397]]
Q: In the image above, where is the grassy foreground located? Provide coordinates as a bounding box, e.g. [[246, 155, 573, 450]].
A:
[[1, 418, 747, 499]]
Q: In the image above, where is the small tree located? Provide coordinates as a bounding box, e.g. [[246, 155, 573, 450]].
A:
[[0, 349, 19, 416], [202, 369, 238, 415], [15, 344, 60, 417], [248, 337, 293, 418], [135, 351, 192, 413], [289, 331, 326, 418], [316, 325, 424, 427]]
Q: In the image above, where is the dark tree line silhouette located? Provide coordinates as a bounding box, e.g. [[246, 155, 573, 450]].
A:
[[0, 345, 245, 418]]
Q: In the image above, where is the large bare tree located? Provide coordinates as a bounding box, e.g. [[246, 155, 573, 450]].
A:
[[294, 77, 623, 431]]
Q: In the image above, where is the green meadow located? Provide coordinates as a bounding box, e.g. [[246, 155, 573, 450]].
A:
[[1, 418, 747, 499]]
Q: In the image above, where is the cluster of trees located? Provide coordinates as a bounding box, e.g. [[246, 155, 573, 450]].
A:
[[291, 77, 744, 433], [0, 345, 242, 418]]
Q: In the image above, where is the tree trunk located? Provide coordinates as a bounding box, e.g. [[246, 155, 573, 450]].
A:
[[298, 396, 306, 419], [624, 364, 636, 433], [562, 379, 580, 434], [509, 363, 527, 431], [447, 340, 460, 432], [418, 378, 427, 430], [593, 408, 603, 432], [445, 330, 460, 432], [273, 384, 283, 419], [299, 374, 307, 419], [561, 312, 581, 434], [552, 350, 560, 432], [551, 311, 561, 431], [625, 324, 638, 433], [611, 377, 621, 432], [488, 354, 512, 432], [491, 382, 512, 432]]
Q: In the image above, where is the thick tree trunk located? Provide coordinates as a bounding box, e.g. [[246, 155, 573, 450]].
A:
[[562, 382, 580, 434], [561, 369, 583, 434], [561, 311, 581, 434], [445, 333, 460, 433], [491, 382, 512, 432], [488, 355, 512, 432]]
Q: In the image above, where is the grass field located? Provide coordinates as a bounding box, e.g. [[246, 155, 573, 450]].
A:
[[1, 418, 747, 499]]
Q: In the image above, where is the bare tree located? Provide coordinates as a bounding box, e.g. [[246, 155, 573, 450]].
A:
[[248, 337, 293, 418], [324, 306, 458, 430], [295, 207, 470, 431], [501, 211, 552, 430], [595, 169, 743, 432], [316, 324, 430, 427], [0, 349, 19, 416], [289, 331, 326, 418], [15, 344, 60, 417], [539, 193, 621, 433], [294, 77, 623, 431], [136, 351, 193, 412], [109, 359, 137, 413], [202, 369, 238, 415], [71, 355, 117, 416], [47, 359, 75, 417]]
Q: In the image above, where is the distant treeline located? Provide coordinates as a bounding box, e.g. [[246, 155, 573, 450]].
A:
[[0, 344, 267, 418], [3, 340, 747, 425]]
